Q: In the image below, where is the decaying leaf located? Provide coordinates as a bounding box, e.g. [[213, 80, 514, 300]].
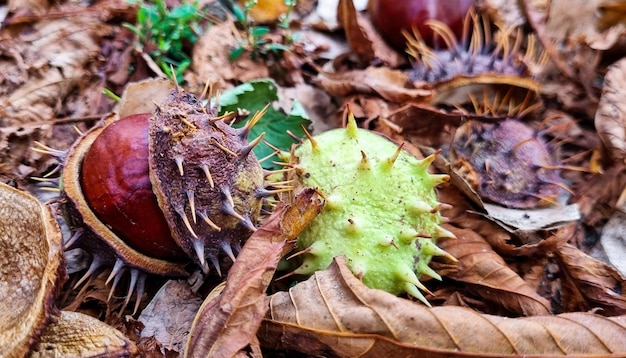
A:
[[0, 16, 110, 124], [0, 182, 65, 358], [439, 226, 552, 316], [336, 0, 404, 67], [317, 67, 432, 103], [261, 257, 626, 357], [184, 189, 323, 357], [138, 279, 203, 355], [31, 311, 138, 358], [556, 243, 626, 316], [599, 186, 626, 277], [595, 56, 626, 161]]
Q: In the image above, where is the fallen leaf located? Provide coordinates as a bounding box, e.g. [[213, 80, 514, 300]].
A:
[[261, 256, 626, 357], [184, 189, 323, 357], [138, 280, 202, 355], [337, 0, 404, 67], [0, 16, 110, 124], [555, 243, 626, 316], [440, 226, 552, 316], [595, 56, 626, 161], [317, 67, 432, 103], [599, 186, 626, 276]]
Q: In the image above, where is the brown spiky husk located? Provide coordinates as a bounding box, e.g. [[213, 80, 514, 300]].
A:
[[148, 89, 265, 273]]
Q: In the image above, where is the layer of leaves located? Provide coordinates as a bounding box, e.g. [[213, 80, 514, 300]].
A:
[[185, 189, 323, 357], [261, 257, 626, 357]]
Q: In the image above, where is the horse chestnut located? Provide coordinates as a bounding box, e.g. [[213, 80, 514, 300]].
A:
[[80, 113, 187, 261], [368, 0, 473, 51]]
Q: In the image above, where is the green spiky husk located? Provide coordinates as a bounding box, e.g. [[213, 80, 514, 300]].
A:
[[286, 117, 453, 302]]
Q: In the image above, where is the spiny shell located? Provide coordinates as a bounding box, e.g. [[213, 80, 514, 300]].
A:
[[284, 116, 455, 304], [149, 89, 265, 274], [450, 118, 564, 208]]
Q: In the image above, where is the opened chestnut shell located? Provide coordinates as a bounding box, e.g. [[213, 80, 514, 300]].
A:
[[61, 88, 267, 311]]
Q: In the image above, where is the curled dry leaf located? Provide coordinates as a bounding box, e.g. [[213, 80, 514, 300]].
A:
[[595, 56, 626, 161], [439, 226, 551, 316], [31, 311, 138, 358], [555, 243, 626, 316], [261, 256, 626, 357], [336, 0, 405, 67], [317, 67, 432, 103], [184, 189, 323, 358], [0, 182, 65, 357]]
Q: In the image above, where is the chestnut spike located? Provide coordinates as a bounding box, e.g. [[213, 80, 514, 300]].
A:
[[74, 255, 103, 289], [242, 104, 270, 136], [286, 130, 303, 143], [63, 228, 84, 249], [108, 272, 123, 301], [359, 150, 371, 170], [186, 190, 197, 223], [198, 210, 222, 231], [238, 132, 266, 160], [383, 143, 405, 169], [220, 241, 237, 262], [210, 138, 238, 157], [132, 274, 147, 315], [221, 191, 246, 222], [191, 237, 209, 274], [175, 156, 185, 176], [255, 187, 293, 198], [120, 269, 140, 314], [258, 150, 280, 164], [105, 259, 125, 286], [175, 207, 198, 239], [240, 215, 257, 232], [32, 141, 67, 159], [209, 254, 222, 276], [200, 163, 215, 188], [302, 126, 319, 151]]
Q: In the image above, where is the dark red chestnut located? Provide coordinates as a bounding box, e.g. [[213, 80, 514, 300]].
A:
[[80, 113, 188, 260], [368, 0, 474, 51]]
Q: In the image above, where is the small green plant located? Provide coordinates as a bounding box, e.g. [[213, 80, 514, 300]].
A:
[[229, 0, 296, 61], [124, 0, 206, 83]]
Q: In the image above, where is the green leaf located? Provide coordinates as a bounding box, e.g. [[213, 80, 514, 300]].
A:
[[218, 79, 311, 169]]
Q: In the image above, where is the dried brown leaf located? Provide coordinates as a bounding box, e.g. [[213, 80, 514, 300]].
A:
[[556, 243, 626, 316], [261, 257, 626, 357], [317, 67, 432, 103], [595, 57, 626, 161], [184, 189, 323, 357], [337, 0, 404, 67], [32, 311, 138, 357], [138, 280, 202, 355], [0, 16, 110, 124], [439, 226, 551, 316], [0, 182, 65, 358]]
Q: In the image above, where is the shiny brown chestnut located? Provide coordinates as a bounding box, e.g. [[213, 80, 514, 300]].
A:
[[368, 0, 474, 51]]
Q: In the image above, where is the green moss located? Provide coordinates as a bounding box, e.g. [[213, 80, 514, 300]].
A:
[[287, 116, 455, 304]]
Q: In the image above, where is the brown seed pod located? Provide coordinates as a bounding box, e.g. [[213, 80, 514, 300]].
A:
[[39, 87, 269, 313], [148, 89, 266, 273], [0, 182, 65, 357], [450, 118, 564, 208], [405, 7, 544, 110]]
